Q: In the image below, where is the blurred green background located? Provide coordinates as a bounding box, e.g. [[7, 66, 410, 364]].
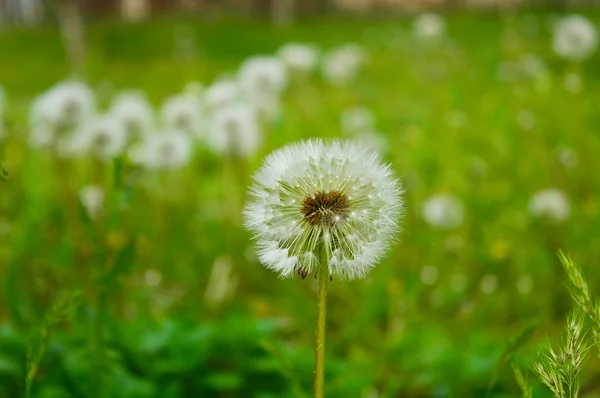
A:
[[2, 0, 600, 397]]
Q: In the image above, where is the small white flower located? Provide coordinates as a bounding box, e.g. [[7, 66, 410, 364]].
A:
[[413, 13, 446, 41], [340, 107, 375, 136], [528, 188, 570, 223], [322, 44, 366, 85], [203, 79, 241, 111], [77, 115, 128, 160], [160, 94, 203, 138], [109, 90, 154, 140], [79, 185, 104, 221], [552, 15, 598, 61], [422, 193, 464, 230], [238, 55, 289, 97], [244, 139, 404, 280], [131, 129, 193, 170], [207, 102, 262, 158], [30, 81, 95, 128], [277, 42, 320, 74]]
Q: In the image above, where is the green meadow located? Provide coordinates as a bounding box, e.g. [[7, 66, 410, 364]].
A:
[[1, 8, 600, 397]]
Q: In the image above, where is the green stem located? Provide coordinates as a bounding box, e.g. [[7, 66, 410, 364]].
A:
[[314, 243, 329, 398]]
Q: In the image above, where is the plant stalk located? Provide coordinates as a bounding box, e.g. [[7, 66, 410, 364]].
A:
[[314, 243, 329, 398]]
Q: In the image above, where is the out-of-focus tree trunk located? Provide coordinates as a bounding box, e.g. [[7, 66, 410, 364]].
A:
[[121, 0, 149, 22], [58, 0, 85, 74], [272, 0, 294, 26], [20, 0, 44, 26]]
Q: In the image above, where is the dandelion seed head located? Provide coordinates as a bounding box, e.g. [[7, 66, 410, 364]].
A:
[[413, 13, 446, 41], [238, 56, 288, 96], [322, 44, 366, 86], [160, 94, 203, 138], [552, 15, 598, 61], [244, 139, 403, 280], [529, 188, 571, 223], [109, 90, 154, 140], [130, 129, 193, 170], [207, 102, 262, 158], [277, 42, 320, 74]]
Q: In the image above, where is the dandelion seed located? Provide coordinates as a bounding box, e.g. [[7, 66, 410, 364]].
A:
[[422, 193, 464, 230], [552, 15, 598, 61], [244, 139, 403, 280], [528, 188, 571, 223]]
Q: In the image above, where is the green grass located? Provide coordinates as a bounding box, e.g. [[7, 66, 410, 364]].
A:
[[2, 9, 600, 397]]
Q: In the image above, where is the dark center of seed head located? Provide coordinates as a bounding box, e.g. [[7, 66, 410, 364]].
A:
[[301, 190, 351, 226]]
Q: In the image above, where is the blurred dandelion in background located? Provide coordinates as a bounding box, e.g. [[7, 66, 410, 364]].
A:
[[422, 193, 465, 230], [552, 14, 598, 61], [528, 188, 571, 223]]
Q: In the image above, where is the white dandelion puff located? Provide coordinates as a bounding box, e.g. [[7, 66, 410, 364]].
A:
[[203, 79, 241, 111], [413, 13, 446, 41], [109, 90, 154, 140], [422, 193, 465, 230], [160, 94, 204, 138], [238, 55, 289, 97], [30, 81, 95, 128], [480, 275, 498, 294], [528, 188, 570, 223], [79, 185, 104, 221], [207, 102, 262, 158], [277, 42, 320, 74], [322, 44, 366, 86], [130, 129, 193, 170], [243, 139, 404, 280], [552, 15, 598, 61], [76, 115, 128, 161]]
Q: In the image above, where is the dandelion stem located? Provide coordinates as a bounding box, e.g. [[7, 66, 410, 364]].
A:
[[314, 242, 329, 398]]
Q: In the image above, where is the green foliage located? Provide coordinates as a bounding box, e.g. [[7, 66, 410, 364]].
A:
[[512, 364, 532, 398], [534, 311, 593, 398], [2, 8, 600, 397]]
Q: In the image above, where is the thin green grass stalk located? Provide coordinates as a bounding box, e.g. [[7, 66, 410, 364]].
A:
[[314, 242, 329, 398], [0, 161, 7, 181], [558, 251, 600, 346], [534, 310, 593, 398], [25, 292, 81, 398], [511, 364, 532, 398]]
